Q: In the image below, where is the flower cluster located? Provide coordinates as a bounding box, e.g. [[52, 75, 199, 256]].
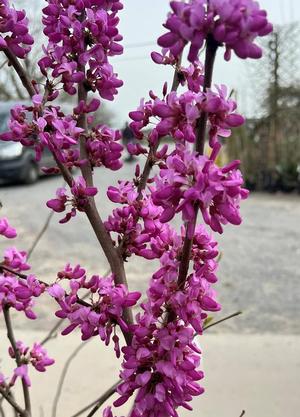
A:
[[39, 0, 123, 97], [116, 322, 204, 417], [157, 0, 272, 62], [0, 0, 33, 58], [152, 146, 248, 233], [48, 269, 141, 357], [47, 176, 98, 223], [86, 124, 123, 170], [6, 341, 54, 387], [0, 217, 17, 239], [106, 180, 165, 258], [0, 95, 84, 163], [129, 84, 244, 147], [0, 250, 45, 319]]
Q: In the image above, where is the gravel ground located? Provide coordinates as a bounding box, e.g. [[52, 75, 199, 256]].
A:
[[0, 161, 300, 334]]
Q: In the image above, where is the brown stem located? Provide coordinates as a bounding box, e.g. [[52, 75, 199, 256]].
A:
[[76, 67, 133, 344], [3, 49, 35, 97], [77, 73, 94, 188], [0, 387, 25, 416], [3, 307, 31, 417], [177, 37, 218, 288]]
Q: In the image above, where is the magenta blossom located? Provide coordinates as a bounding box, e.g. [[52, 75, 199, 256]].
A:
[[8, 342, 54, 387], [152, 146, 249, 233], [157, 0, 272, 62], [0, 270, 45, 319], [0, 0, 33, 58], [39, 0, 123, 98], [47, 177, 98, 223], [0, 217, 17, 239], [48, 273, 141, 357]]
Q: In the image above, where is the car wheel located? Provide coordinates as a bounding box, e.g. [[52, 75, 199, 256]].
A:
[[22, 162, 39, 184]]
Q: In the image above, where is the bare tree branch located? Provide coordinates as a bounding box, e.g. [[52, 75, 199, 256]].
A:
[[0, 387, 25, 416], [52, 342, 90, 417], [27, 211, 54, 260], [202, 311, 243, 332], [3, 307, 31, 416], [69, 381, 120, 417]]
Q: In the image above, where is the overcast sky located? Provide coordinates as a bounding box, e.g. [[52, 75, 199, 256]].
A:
[[16, 0, 300, 126]]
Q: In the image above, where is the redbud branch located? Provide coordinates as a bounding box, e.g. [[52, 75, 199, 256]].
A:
[[2, 48, 35, 97], [3, 306, 31, 417], [75, 68, 133, 344], [0, 387, 25, 416], [195, 35, 219, 154], [177, 36, 218, 289]]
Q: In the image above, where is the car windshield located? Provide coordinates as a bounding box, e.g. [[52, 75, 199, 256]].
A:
[[0, 112, 9, 133]]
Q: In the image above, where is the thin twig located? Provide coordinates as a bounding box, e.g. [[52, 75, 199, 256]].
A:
[[0, 398, 4, 417], [202, 311, 242, 332], [0, 387, 25, 416], [40, 318, 65, 346], [27, 211, 54, 260], [69, 381, 120, 417], [52, 342, 90, 417], [239, 411, 245, 417], [3, 307, 31, 416]]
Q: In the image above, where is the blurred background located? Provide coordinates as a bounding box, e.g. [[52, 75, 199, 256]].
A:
[[0, 1, 299, 417]]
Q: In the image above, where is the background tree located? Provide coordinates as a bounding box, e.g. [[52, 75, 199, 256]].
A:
[[227, 22, 300, 191]]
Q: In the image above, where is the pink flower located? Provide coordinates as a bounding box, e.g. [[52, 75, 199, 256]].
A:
[[0, 217, 17, 239], [10, 365, 31, 387], [39, 0, 124, 98], [48, 272, 141, 356], [29, 343, 55, 372], [156, 0, 272, 62], [0, 1, 33, 59], [47, 177, 98, 223], [152, 146, 249, 233]]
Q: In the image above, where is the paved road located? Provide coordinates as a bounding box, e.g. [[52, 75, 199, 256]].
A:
[[0, 162, 300, 333]]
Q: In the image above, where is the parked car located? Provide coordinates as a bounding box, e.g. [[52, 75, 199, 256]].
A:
[[0, 102, 55, 184]]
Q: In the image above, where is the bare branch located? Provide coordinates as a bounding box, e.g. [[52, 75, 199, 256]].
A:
[[52, 342, 90, 417], [69, 381, 120, 417], [0, 387, 25, 416], [202, 311, 243, 332], [27, 211, 54, 260], [3, 307, 31, 416]]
